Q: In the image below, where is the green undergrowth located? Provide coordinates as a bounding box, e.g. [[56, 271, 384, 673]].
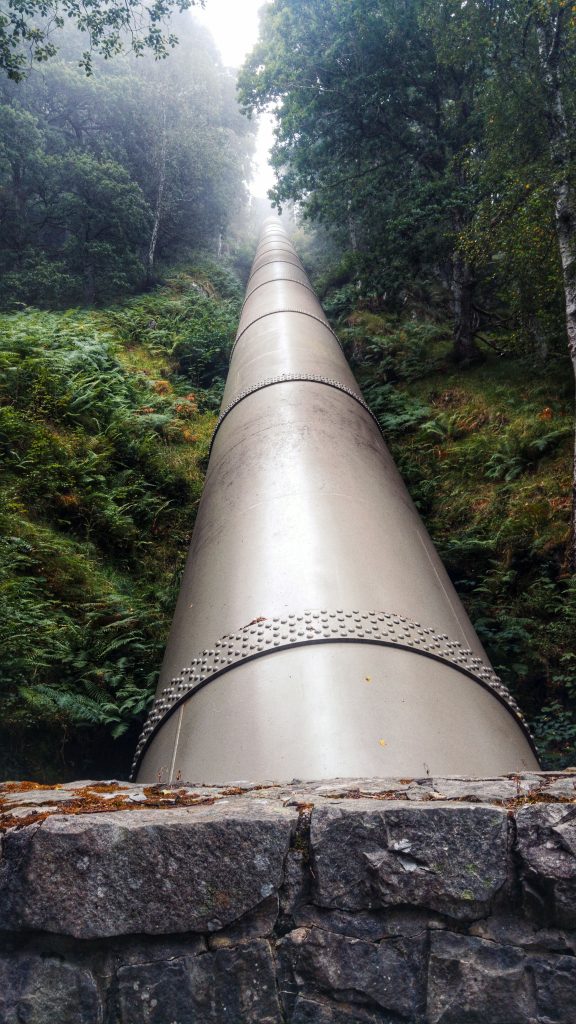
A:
[[0, 257, 241, 780], [339, 309, 576, 768], [3, 256, 576, 777]]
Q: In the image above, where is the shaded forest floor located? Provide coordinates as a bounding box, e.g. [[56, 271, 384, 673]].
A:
[[1, 256, 575, 780]]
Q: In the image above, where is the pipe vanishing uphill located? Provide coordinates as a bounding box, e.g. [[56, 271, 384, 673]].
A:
[[134, 223, 538, 783]]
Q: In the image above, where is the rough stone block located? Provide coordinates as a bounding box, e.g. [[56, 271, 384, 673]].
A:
[[278, 925, 425, 1020], [430, 777, 527, 802], [207, 894, 279, 948], [112, 934, 207, 966], [294, 905, 440, 942], [0, 955, 102, 1024], [516, 804, 576, 927], [279, 849, 309, 919], [469, 912, 576, 954], [540, 776, 576, 800], [531, 954, 576, 1023], [0, 802, 296, 938], [117, 939, 282, 1023], [427, 930, 576, 1024], [311, 802, 509, 920], [428, 932, 534, 1023], [290, 996, 392, 1023]]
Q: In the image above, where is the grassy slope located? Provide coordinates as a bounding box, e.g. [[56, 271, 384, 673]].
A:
[[0, 259, 241, 781], [339, 309, 576, 767], [2, 258, 575, 779]]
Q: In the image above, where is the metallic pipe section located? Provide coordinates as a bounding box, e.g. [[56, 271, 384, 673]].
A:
[[134, 222, 539, 783]]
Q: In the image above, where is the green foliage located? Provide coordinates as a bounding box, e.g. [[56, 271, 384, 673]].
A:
[[0, 0, 199, 81], [0, 259, 236, 780], [106, 259, 241, 390], [0, 20, 254, 306], [357, 319, 575, 766], [238, 0, 492, 359], [344, 317, 447, 385], [483, 426, 572, 483], [239, 0, 576, 371], [362, 384, 430, 439]]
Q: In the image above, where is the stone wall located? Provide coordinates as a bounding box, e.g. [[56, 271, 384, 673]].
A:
[[1, 773, 576, 1023]]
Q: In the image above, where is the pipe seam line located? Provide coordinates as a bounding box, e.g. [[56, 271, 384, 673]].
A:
[[248, 257, 305, 278], [232, 308, 341, 354], [242, 277, 317, 307]]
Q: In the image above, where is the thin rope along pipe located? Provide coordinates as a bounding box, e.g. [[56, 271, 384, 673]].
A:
[[231, 308, 341, 357], [131, 608, 537, 778], [208, 373, 378, 457]]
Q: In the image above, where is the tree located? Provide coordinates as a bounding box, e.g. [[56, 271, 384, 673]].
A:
[[240, 0, 576, 566], [54, 152, 150, 303], [531, 3, 576, 565], [445, 0, 576, 564], [0, 0, 200, 81], [0, 16, 255, 306], [238, 0, 489, 362]]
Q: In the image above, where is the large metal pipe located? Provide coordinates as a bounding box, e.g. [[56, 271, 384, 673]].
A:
[[133, 223, 538, 782]]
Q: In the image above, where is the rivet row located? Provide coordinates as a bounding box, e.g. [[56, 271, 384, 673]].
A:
[[208, 374, 379, 457], [131, 608, 535, 777]]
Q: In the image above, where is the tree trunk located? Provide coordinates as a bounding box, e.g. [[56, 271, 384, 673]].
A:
[[83, 262, 95, 305], [452, 252, 480, 363], [347, 198, 358, 253], [535, 10, 576, 569], [146, 105, 167, 287], [81, 224, 95, 305]]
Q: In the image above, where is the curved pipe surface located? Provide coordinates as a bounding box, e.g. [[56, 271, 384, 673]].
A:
[[134, 222, 538, 782]]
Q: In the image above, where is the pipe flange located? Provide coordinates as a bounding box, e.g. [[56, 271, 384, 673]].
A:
[[131, 608, 536, 778], [208, 373, 379, 456]]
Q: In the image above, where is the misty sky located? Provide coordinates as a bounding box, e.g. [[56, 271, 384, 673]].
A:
[[194, 0, 275, 197]]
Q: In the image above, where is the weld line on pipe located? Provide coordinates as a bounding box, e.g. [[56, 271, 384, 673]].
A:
[[248, 257, 305, 279], [242, 277, 318, 310], [232, 309, 341, 355]]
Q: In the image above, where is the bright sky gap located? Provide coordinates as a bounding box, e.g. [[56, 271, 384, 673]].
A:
[[193, 0, 275, 198]]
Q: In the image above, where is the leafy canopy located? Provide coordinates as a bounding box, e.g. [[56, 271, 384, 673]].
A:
[[0, 0, 201, 80]]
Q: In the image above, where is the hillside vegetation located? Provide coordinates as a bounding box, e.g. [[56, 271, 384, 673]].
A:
[[334, 302, 576, 768], [1, 0, 575, 780], [1, 250, 575, 778], [0, 258, 241, 780]]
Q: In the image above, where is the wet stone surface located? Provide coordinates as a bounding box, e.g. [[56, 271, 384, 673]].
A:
[[1, 773, 576, 1022], [310, 802, 510, 920], [0, 802, 297, 938]]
